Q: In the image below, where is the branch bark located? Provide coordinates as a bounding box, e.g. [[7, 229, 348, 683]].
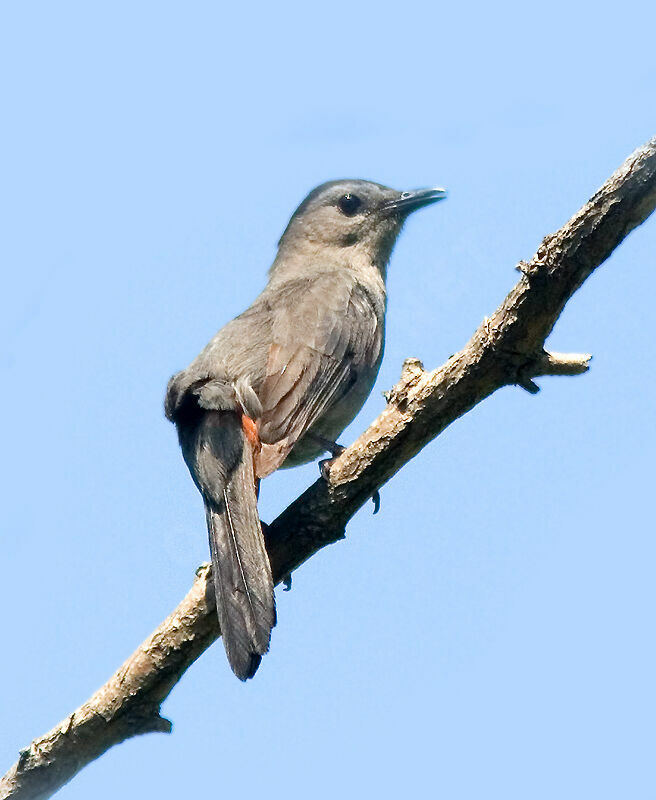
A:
[[3, 136, 656, 800]]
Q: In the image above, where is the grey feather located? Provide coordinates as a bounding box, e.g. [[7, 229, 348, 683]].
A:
[[179, 411, 275, 681], [165, 178, 445, 679]]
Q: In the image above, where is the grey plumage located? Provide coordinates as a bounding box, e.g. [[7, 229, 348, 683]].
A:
[[165, 179, 446, 680]]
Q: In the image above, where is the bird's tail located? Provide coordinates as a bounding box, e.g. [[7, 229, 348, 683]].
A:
[[186, 411, 275, 680]]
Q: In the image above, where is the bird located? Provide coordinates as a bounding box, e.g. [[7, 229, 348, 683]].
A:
[[165, 179, 446, 680]]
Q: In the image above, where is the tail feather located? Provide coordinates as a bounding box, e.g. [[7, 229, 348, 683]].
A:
[[206, 451, 275, 679], [182, 410, 275, 680]]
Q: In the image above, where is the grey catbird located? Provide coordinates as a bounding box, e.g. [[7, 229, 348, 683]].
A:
[[165, 179, 446, 680]]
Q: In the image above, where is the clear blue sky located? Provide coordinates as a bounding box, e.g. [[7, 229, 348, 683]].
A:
[[2, 2, 655, 798]]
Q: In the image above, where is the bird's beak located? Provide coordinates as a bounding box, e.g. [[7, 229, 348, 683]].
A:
[[382, 187, 447, 215]]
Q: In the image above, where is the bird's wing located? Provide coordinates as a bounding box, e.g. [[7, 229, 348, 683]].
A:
[[256, 272, 384, 472]]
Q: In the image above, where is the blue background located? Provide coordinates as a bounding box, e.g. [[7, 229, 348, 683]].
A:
[[2, 2, 655, 798]]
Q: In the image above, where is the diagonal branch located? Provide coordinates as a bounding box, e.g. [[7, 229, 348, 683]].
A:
[[3, 136, 656, 800]]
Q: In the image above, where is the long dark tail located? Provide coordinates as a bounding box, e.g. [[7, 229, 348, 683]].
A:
[[206, 454, 275, 680], [182, 411, 275, 680]]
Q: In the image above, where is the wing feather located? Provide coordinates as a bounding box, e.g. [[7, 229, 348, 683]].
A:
[[257, 272, 383, 463]]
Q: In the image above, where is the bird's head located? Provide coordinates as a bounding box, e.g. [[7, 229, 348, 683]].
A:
[[272, 179, 446, 278]]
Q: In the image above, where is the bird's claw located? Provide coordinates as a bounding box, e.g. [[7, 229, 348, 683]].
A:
[[320, 459, 381, 514], [319, 458, 333, 481], [317, 436, 347, 482]]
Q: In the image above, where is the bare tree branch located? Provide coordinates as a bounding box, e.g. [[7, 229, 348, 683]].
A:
[[3, 136, 655, 800]]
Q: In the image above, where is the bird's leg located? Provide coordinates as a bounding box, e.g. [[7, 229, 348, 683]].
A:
[[309, 433, 346, 459], [312, 433, 381, 514]]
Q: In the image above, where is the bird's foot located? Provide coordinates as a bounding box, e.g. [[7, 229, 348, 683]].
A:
[[317, 436, 346, 481], [318, 457, 337, 482], [318, 456, 382, 515]]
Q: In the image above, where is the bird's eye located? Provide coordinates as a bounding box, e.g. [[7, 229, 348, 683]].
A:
[[337, 193, 362, 216]]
